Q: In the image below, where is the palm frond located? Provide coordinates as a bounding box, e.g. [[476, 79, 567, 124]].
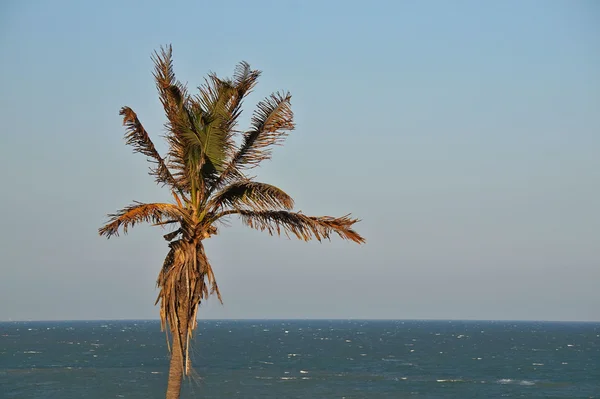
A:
[[163, 229, 182, 242], [217, 210, 365, 244], [233, 61, 261, 95], [98, 202, 189, 238], [213, 92, 294, 190], [152, 45, 190, 138], [239, 92, 294, 167], [151, 45, 187, 116], [151, 45, 192, 191], [195, 76, 237, 166], [197, 244, 222, 304], [119, 107, 178, 188], [226, 62, 261, 132], [206, 181, 294, 213]]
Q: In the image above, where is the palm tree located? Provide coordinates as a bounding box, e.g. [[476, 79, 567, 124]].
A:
[[98, 45, 365, 399]]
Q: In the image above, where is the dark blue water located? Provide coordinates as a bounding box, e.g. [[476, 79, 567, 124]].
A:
[[1, 320, 598, 398]]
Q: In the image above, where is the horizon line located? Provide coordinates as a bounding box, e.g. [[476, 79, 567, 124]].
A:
[[1, 318, 599, 323]]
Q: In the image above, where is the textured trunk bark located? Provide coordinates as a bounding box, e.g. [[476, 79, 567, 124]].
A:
[[165, 309, 188, 399], [165, 334, 184, 399]]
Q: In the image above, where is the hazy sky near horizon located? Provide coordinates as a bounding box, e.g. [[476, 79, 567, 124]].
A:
[[0, 0, 598, 322]]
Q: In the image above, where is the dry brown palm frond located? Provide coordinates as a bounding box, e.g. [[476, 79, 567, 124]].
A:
[[163, 229, 182, 242], [206, 180, 294, 213], [152, 46, 190, 145], [152, 45, 188, 116], [197, 244, 222, 304], [151, 45, 175, 91], [119, 106, 178, 188], [250, 92, 295, 136], [225, 62, 261, 132], [232, 61, 261, 98], [151, 45, 193, 191], [98, 202, 190, 238], [155, 240, 221, 376], [215, 210, 365, 244]]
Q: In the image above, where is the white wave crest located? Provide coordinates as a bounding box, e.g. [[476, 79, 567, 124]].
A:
[[497, 379, 535, 386]]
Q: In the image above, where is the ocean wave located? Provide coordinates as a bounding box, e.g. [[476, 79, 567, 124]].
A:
[[498, 379, 535, 386], [381, 359, 413, 366]]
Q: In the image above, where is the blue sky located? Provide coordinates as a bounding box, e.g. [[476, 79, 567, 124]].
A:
[[0, 0, 598, 321]]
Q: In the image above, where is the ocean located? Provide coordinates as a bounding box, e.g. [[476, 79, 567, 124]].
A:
[[1, 320, 598, 398]]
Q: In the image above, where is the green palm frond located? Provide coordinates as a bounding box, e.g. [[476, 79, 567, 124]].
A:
[[195, 76, 237, 170]]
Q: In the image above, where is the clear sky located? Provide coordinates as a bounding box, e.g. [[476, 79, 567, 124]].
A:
[[0, 0, 598, 322]]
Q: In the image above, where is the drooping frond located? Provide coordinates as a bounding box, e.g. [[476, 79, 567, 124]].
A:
[[156, 240, 221, 376], [216, 210, 365, 244], [206, 181, 294, 213], [119, 106, 178, 188], [197, 245, 222, 304], [163, 229, 182, 242], [98, 202, 190, 238]]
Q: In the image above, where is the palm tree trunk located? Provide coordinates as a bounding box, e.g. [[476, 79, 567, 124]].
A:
[[165, 310, 188, 399], [165, 333, 184, 399]]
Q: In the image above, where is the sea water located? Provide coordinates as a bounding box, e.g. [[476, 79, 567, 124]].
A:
[[1, 320, 599, 398]]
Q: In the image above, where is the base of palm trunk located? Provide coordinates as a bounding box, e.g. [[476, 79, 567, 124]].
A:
[[165, 341, 184, 399]]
